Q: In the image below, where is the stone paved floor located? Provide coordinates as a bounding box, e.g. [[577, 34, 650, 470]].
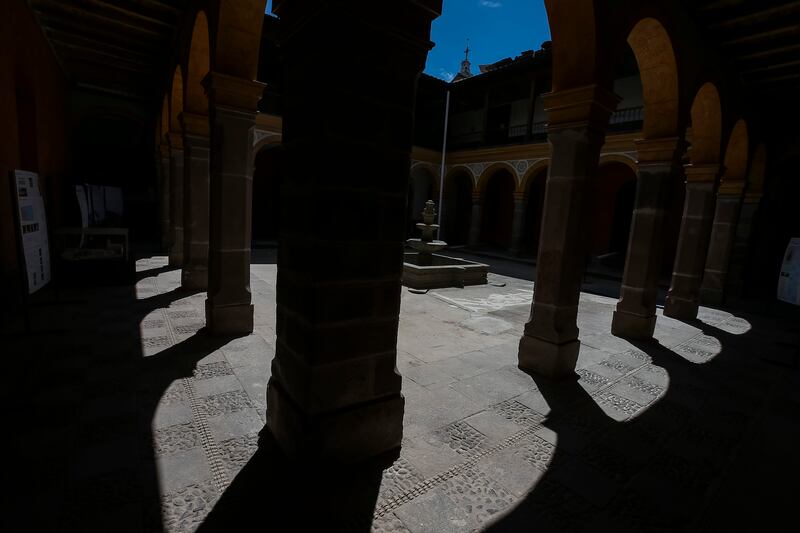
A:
[[4, 254, 799, 532]]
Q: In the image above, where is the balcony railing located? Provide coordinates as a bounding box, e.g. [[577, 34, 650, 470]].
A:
[[609, 106, 644, 126]]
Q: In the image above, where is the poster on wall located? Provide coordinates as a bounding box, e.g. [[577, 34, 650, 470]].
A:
[[12, 170, 51, 294], [777, 238, 800, 306]]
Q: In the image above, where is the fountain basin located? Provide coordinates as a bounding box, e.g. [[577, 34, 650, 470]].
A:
[[403, 252, 489, 289]]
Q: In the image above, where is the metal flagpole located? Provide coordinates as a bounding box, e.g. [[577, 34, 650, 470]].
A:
[[437, 89, 450, 230]]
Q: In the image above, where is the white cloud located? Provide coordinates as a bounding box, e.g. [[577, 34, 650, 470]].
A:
[[437, 69, 455, 82], [480, 1, 502, 7]]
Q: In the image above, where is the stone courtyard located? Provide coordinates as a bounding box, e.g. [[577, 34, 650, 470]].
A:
[[5, 255, 799, 532]]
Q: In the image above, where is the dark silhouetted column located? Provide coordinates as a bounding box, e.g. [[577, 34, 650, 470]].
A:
[[167, 133, 184, 267], [664, 164, 719, 319], [468, 191, 483, 246], [204, 73, 265, 334], [181, 112, 211, 290], [700, 178, 745, 306], [158, 142, 171, 252], [509, 191, 528, 255], [266, 0, 441, 462], [612, 137, 683, 339], [519, 85, 618, 378]]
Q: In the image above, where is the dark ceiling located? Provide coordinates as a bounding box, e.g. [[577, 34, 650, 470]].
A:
[[683, 0, 800, 102], [28, 0, 187, 101]]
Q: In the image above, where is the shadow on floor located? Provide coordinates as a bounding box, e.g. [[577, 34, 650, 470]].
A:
[[4, 264, 235, 533], [484, 312, 799, 532]]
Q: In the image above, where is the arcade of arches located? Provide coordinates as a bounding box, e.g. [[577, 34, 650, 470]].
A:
[[3, 0, 800, 531]]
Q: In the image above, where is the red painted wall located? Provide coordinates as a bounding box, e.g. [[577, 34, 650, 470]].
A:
[[0, 0, 70, 290]]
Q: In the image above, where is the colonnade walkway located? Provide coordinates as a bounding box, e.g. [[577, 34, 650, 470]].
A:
[[5, 256, 798, 532]]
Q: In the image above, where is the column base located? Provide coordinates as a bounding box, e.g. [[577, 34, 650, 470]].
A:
[[517, 334, 579, 379], [663, 294, 699, 320], [181, 267, 208, 291], [168, 251, 183, 267], [611, 309, 656, 340], [205, 300, 254, 335], [699, 287, 724, 307], [266, 378, 404, 464]]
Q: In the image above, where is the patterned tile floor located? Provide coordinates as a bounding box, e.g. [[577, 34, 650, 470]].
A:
[[4, 255, 799, 532]]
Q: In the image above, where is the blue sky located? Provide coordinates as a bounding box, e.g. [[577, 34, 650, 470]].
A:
[[264, 1, 551, 83], [425, 1, 551, 81]]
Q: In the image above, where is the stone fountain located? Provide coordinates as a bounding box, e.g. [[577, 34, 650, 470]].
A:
[[403, 200, 488, 289]]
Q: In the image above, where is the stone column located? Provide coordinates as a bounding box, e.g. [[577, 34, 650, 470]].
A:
[[509, 191, 528, 255], [158, 143, 171, 252], [181, 112, 211, 290], [519, 85, 619, 378], [700, 178, 745, 306], [266, 0, 441, 462], [468, 191, 483, 246], [663, 164, 719, 320], [726, 189, 762, 297], [203, 73, 265, 334], [611, 137, 683, 339], [167, 133, 184, 267]]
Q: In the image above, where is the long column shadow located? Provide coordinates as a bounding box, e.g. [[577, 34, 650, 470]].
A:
[[4, 269, 231, 533], [484, 313, 798, 532]]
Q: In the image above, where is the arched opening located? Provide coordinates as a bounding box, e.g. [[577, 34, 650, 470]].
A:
[[185, 11, 210, 115], [689, 83, 722, 165], [442, 170, 473, 245], [480, 169, 516, 250], [627, 18, 679, 141], [587, 161, 638, 267], [522, 166, 548, 257], [252, 145, 283, 247], [407, 166, 438, 238], [723, 119, 749, 183]]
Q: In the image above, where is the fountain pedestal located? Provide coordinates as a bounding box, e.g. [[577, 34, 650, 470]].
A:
[[403, 200, 488, 289]]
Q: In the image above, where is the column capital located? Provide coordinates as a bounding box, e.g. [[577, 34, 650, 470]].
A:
[[158, 142, 171, 159], [683, 163, 720, 183], [743, 192, 763, 204], [635, 136, 684, 164], [203, 71, 266, 111], [513, 191, 528, 203], [167, 132, 184, 151], [718, 179, 746, 197], [543, 84, 621, 133], [471, 191, 483, 203], [180, 111, 210, 138]]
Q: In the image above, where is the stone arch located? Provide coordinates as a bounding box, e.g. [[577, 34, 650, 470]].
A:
[[545, 0, 612, 92], [627, 17, 680, 139], [598, 154, 638, 173], [214, 0, 268, 79], [689, 83, 722, 165], [185, 10, 211, 115], [476, 162, 519, 195], [253, 131, 281, 154], [169, 67, 183, 134], [445, 165, 476, 188], [723, 119, 749, 183], [519, 159, 550, 193]]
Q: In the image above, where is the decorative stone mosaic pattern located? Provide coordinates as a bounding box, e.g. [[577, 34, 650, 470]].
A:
[[491, 399, 543, 427], [441, 468, 516, 526], [520, 436, 556, 471], [438, 420, 487, 456], [198, 390, 253, 417], [380, 458, 425, 501], [150, 422, 201, 456], [193, 361, 234, 380], [597, 393, 645, 417], [218, 433, 259, 475], [621, 376, 665, 398], [159, 480, 219, 533], [577, 369, 611, 388]]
